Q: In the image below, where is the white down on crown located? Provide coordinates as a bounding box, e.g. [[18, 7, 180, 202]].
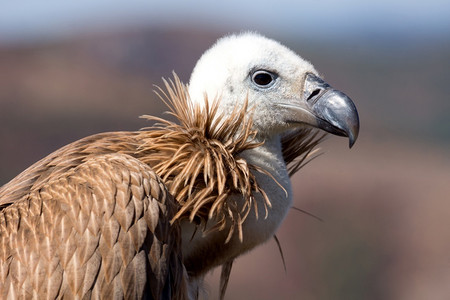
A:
[[188, 32, 319, 137]]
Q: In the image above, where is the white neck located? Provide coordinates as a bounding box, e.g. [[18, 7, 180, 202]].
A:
[[238, 135, 292, 242], [180, 134, 292, 277]]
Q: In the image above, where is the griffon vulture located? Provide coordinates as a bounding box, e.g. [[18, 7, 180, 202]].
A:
[[0, 33, 359, 299]]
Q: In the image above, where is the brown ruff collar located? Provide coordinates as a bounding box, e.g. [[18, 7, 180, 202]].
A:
[[138, 75, 325, 242]]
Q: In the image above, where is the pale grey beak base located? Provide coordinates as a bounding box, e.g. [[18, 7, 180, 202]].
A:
[[304, 74, 360, 148]]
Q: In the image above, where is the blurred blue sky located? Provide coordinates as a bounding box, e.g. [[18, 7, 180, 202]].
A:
[[1, 0, 450, 45]]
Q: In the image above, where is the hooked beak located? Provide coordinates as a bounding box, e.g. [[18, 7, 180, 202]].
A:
[[281, 73, 360, 148]]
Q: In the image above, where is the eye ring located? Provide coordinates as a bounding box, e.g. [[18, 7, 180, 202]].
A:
[[251, 70, 277, 88]]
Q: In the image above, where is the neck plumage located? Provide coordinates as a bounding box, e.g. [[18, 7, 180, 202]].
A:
[[143, 77, 325, 278]]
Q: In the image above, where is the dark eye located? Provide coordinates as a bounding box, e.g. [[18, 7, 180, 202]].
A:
[[251, 70, 276, 87]]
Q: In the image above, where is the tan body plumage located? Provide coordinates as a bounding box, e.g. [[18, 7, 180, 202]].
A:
[[0, 153, 185, 298], [0, 33, 359, 299], [0, 78, 321, 299]]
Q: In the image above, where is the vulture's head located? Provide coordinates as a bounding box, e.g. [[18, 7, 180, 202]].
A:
[[158, 32, 360, 279], [189, 32, 359, 146]]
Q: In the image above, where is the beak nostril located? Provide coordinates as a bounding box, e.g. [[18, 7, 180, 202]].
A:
[[307, 89, 321, 101]]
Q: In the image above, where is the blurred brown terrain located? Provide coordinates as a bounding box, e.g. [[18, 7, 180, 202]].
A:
[[1, 28, 449, 299]]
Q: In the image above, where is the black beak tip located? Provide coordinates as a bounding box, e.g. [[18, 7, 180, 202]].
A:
[[349, 133, 357, 148], [347, 119, 359, 149]]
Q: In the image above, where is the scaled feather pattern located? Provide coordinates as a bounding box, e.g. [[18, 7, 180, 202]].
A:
[[0, 74, 323, 299]]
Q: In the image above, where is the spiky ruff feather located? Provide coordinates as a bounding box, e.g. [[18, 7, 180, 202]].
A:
[[139, 75, 324, 243]]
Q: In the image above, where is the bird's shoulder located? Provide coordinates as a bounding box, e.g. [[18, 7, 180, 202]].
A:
[[0, 131, 141, 208], [0, 152, 187, 299]]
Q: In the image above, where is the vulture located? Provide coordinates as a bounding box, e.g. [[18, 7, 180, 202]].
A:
[[0, 33, 359, 299]]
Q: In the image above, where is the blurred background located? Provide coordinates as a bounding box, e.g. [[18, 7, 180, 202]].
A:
[[1, 1, 449, 299]]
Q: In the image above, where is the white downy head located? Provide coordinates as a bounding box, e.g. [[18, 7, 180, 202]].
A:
[[188, 32, 320, 138], [182, 32, 359, 277]]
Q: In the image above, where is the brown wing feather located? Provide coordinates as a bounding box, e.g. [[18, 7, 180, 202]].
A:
[[0, 153, 186, 299], [0, 132, 143, 208]]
